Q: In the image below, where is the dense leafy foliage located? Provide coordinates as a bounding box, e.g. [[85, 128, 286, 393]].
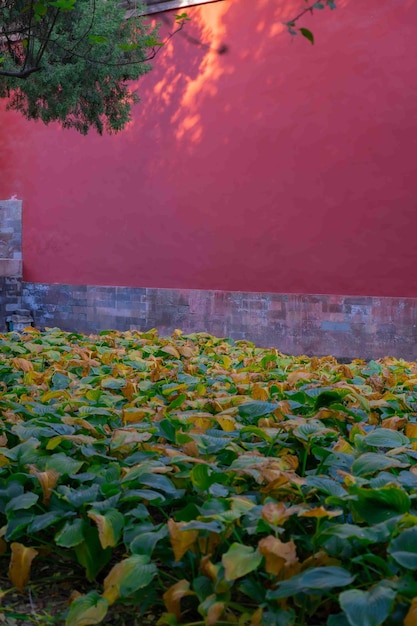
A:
[[0, 0, 162, 134], [1, 327, 417, 624]]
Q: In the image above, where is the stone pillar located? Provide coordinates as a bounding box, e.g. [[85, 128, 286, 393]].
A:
[[0, 199, 23, 332]]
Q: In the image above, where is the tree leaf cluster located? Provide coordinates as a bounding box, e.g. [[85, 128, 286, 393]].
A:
[[0, 0, 158, 133]]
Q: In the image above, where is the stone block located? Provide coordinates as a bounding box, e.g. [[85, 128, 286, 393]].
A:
[[0, 259, 22, 277]]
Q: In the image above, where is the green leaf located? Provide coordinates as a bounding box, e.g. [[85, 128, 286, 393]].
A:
[[55, 518, 86, 548], [299, 27, 314, 44], [190, 464, 216, 490], [350, 485, 410, 524], [74, 525, 112, 582], [101, 378, 126, 390], [363, 428, 409, 448], [28, 510, 73, 533], [267, 566, 354, 599], [46, 453, 84, 475], [389, 527, 417, 569], [6, 492, 39, 513], [65, 591, 108, 626], [51, 372, 70, 390], [351, 452, 405, 476], [313, 388, 351, 409], [222, 543, 262, 581], [129, 525, 167, 556], [339, 584, 396, 626], [237, 401, 278, 422]]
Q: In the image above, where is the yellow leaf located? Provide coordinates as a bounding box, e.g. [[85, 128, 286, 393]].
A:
[[258, 535, 298, 575], [41, 389, 70, 402], [178, 346, 195, 358], [332, 438, 354, 454], [46, 436, 64, 450], [163, 580, 194, 620], [261, 502, 301, 526], [382, 416, 407, 431], [102, 555, 156, 606], [218, 355, 230, 369], [122, 408, 154, 424], [250, 607, 264, 625], [87, 512, 118, 549], [406, 424, 417, 451], [11, 358, 33, 372], [28, 466, 59, 506], [252, 384, 269, 401], [405, 598, 417, 626], [200, 556, 220, 583], [287, 370, 313, 386], [9, 543, 38, 592], [121, 381, 136, 401], [168, 519, 198, 562], [207, 601, 225, 626], [216, 415, 236, 432], [299, 506, 343, 519], [161, 345, 181, 359], [110, 429, 152, 453]]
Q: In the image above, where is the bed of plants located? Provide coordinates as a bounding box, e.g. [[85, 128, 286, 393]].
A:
[[1, 327, 417, 625]]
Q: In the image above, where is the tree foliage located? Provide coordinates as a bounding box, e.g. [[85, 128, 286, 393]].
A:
[[0, 0, 165, 134]]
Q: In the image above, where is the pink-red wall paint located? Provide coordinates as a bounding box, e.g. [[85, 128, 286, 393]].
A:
[[1, 0, 417, 296]]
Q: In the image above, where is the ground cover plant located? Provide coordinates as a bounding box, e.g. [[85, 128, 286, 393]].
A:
[[1, 328, 417, 625]]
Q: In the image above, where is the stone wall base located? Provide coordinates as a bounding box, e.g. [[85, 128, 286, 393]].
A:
[[1, 281, 412, 361]]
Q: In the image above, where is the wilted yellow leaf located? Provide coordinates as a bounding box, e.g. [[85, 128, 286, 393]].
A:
[[9, 543, 38, 592], [200, 556, 220, 583], [28, 466, 59, 506], [332, 438, 354, 454], [381, 416, 407, 430], [110, 429, 152, 453], [287, 370, 313, 386], [261, 502, 301, 526], [252, 384, 269, 401], [299, 506, 343, 519], [87, 510, 124, 550], [216, 416, 236, 432], [163, 579, 194, 620], [207, 601, 225, 626], [178, 345, 195, 358], [404, 597, 417, 626], [168, 519, 198, 562], [41, 390, 70, 402], [161, 345, 181, 359], [121, 381, 136, 401], [190, 417, 213, 431], [11, 358, 33, 372], [406, 424, 417, 450], [258, 535, 298, 575], [122, 408, 154, 424]]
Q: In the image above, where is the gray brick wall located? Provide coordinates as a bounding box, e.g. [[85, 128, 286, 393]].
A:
[[20, 283, 417, 361]]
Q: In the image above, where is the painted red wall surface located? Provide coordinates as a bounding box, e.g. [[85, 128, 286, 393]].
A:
[[1, 0, 417, 296]]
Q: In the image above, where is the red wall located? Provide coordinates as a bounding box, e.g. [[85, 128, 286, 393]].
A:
[[1, 0, 417, 297]]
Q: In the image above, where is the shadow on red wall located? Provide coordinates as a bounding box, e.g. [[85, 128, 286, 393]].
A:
[[2, 0, 417, 297]]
